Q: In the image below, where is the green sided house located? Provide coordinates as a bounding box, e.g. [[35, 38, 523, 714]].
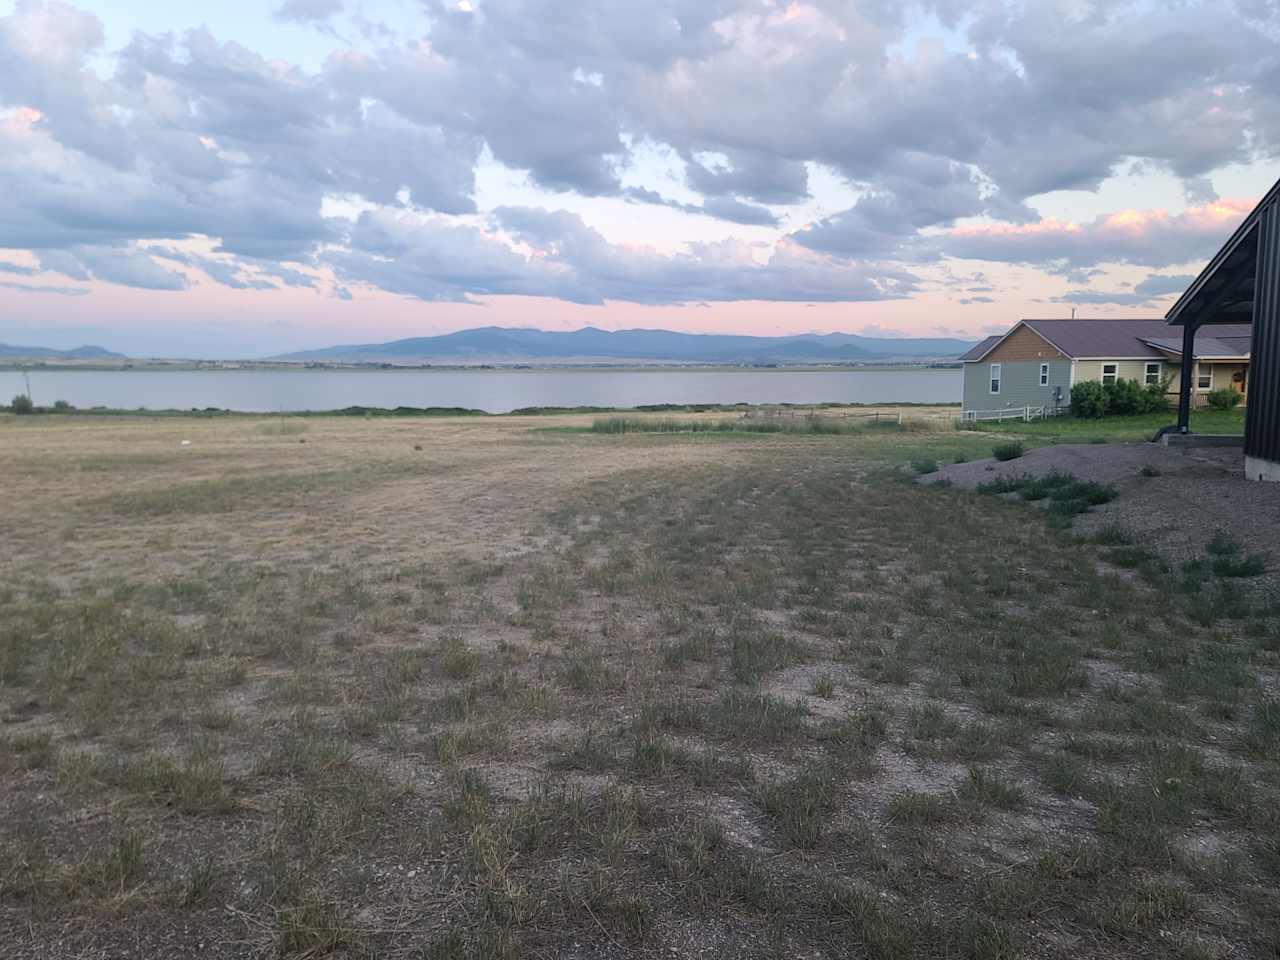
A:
[[960, 318, 1251, 418]]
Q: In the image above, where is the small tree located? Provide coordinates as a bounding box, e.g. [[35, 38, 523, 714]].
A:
[[10, 394, 33, 415], [1206, 387, 1242, 411], [1070, 380, 1107, 418]]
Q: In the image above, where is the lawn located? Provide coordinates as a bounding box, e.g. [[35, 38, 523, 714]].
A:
[[1, 411, 1277, 959], [984, 407, 1246, 444]]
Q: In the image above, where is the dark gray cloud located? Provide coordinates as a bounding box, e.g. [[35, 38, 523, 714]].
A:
[[323, 206, 918, 306], [620, 188, 779, 227], [0, 280, 89, 296], [39, 245, 187, 290], [1056, 272, 1197, 306], [274, 0, 344, 24], [1134, 273, 1196, 297], [698, 197, 779, 228]]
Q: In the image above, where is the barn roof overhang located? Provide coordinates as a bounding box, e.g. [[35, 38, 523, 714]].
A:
[[1167, 178, 1280, 328]]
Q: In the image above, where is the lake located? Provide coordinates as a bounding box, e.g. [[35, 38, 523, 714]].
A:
[[1, 367, 962, 414]]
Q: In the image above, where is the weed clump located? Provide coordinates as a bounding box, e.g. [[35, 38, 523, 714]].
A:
[[977, 471, 1115, 520], [1207, 533, 1267, 577], [992, 440, 1025, 461], [910, 458, 939, 475]]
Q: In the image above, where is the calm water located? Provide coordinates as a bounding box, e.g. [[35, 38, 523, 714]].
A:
[[1, 368, 962, 414]]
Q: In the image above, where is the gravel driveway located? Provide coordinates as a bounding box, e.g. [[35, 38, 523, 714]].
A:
[[925, 441, 1280, 591]]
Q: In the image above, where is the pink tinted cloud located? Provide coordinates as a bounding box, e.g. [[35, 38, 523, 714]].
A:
[[941, 198, 1253, 270]]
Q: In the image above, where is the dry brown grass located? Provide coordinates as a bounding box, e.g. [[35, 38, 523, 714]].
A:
[[1, 411, 1277, 959]]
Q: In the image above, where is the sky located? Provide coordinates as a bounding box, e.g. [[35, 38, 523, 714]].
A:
[[1, 0, 1279, 358]]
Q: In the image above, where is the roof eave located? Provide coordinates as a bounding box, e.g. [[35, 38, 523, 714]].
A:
[[1167, 177, 1280, 326]]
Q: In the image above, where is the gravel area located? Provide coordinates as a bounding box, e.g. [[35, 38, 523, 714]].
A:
[[926, 442, 1280, 593]]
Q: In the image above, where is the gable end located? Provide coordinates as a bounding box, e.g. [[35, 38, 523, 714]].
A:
[[985, 324, 1069, 363]]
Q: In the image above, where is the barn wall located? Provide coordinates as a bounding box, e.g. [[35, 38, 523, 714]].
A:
[[1246, 203, 1280, 475]]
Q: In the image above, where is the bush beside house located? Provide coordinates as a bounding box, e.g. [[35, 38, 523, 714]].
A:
[[1206, 388, 1242, 411], [1070, 379, 1169, 418]]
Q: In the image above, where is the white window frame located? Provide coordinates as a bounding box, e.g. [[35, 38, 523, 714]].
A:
[[1101, 363, 1118, 386], [1039, 362, 1050, 386], [1144, 362, 1161, 386], [989, 363, 1001, 395], [1197, 364, 1213, 390]]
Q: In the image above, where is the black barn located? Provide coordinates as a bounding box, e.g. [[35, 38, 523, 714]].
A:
[[1167, 177, 1280, 481]]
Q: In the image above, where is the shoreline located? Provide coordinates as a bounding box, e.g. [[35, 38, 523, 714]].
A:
[[0, 360, 963, 374], [0, 400, 963, 419]]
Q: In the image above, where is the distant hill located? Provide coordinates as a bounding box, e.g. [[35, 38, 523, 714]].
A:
[[0, 343, 124, 360], [274, 326, 975, 365]]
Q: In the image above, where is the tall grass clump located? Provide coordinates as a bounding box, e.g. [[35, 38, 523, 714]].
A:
[[991, 440, 1025, 461], [589, 417, 860, 436], [255, 420, 309, 436], [591, 418, 726, 435]]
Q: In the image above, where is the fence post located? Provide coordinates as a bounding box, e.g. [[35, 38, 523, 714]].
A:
[[898, 409, 903, 425]]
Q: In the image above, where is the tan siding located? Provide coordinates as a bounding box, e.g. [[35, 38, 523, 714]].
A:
[[986, 325, 1067, 362], [1076, 359, 1159, 385]]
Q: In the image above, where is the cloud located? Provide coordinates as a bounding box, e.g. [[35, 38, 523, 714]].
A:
[[150, 247, 275, 289], [325, 206, 919, 306], [794, 155, 1035, 260], [700, 197, 779, 228], [39, 245, 187, 290], [621, 188, 778, 226], [0, 0, 1278, 309], [937, 200, 1254, 272], [1134, 273, 1196, 297], [274, 0, 343, 24], [0, 280, 89, 295], [1055, 272, 1196, 307]]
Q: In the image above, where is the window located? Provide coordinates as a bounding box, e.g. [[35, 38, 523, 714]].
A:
[[1145, 362, 1161, 386], [1040, 362, 1049, 386], [1198, 365, 1212, 390], [1102, 363, 1118, 386], [989, 363, 1001, 395]]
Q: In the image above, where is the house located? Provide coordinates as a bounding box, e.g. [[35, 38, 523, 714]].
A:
[[1167, 175, 1280, 481], [960, 318, 1251, 416]]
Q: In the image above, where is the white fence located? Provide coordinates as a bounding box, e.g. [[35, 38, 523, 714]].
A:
[[740, 404, 1069, 427], [961, 405, 1059, 423], [743, 407, 957, 426]]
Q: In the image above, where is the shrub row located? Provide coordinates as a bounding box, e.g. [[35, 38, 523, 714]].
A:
[[1070, 379, 1168, 419]]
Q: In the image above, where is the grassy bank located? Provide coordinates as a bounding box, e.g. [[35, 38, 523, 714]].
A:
[[1, 413, 1276, 958], [2, 400, 962, 420], [983, 408, 1246, 443]]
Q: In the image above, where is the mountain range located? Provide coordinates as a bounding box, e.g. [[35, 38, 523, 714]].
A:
[[0, 343, 124, 360], [274, 326, 976, 365]]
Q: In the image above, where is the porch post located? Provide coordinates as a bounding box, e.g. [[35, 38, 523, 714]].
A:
[[1177, 320, 1197, 433]]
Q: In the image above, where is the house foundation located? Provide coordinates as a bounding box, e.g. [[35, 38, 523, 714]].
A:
[[1245, 456, 1280, 482]]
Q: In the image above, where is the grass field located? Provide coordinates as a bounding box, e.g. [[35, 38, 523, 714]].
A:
[[984, 408, 1246, 444], [1, 410, 1277, 959]]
